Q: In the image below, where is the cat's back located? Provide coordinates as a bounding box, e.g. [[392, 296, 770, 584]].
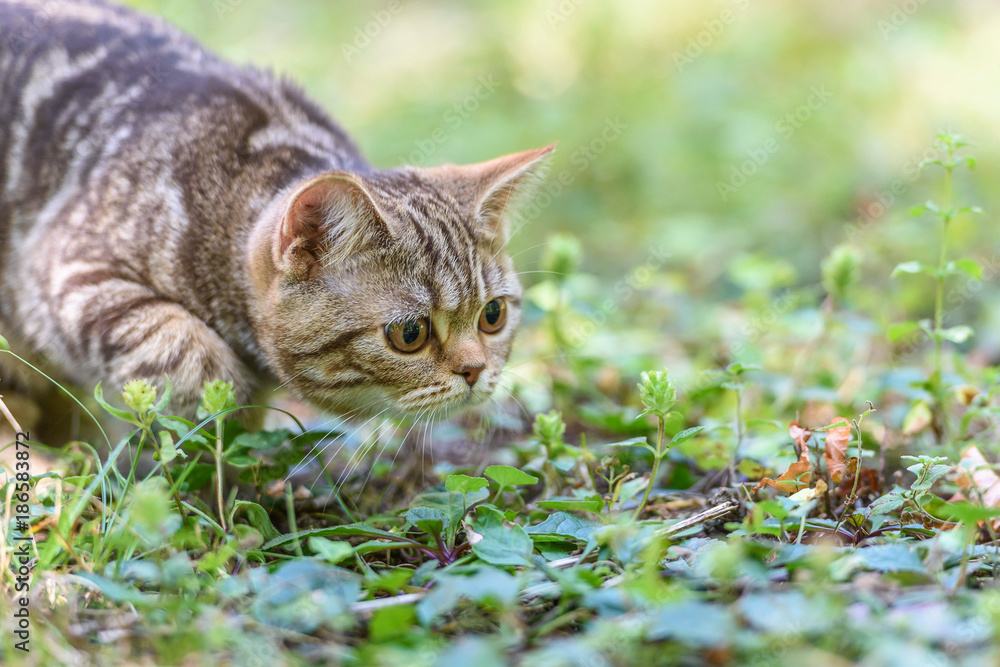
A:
[[0, 0, 369, 368], [0, 0, 361, 193]]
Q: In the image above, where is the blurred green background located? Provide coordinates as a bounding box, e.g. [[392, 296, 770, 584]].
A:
[[122, 0, 1000, 377]]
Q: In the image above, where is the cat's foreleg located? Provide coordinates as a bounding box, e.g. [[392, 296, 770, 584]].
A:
[[58, 280, 256, 421]]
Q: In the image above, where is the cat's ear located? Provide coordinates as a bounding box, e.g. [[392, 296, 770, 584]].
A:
[[468, 145, 555, 243], [426, 145, 555, 244], [277, 172, 389, 279]]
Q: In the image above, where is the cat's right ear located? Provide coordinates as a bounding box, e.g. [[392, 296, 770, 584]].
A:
[[276, 172, 389, 279]]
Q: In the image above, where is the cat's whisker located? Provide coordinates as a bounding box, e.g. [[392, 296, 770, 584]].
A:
[[499, 367, 548, 390], [355, 418, 401, 500], [334, 422, 385, 493], [339, 396, 431, 498], [515, 270, 566, 277], [292, 404, 391, 480], [289, 395, 386, 446], [493, 383, 531, 422], [274, 365, 315, 391], [505, 241, 552, 262]]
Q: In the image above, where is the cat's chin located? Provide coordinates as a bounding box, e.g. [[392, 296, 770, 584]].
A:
[[394, 391, 491, 422]]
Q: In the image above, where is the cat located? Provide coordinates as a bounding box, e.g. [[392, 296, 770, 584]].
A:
[[0, 0, 552, 436]]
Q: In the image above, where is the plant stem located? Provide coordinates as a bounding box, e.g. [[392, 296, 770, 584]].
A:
[[729, 387, 743, 486], [833, 418, 865, 537], [160, 463, 188, 524], [285, 482, 305, 558], [633, 416, 665, 520], [215, 417, 227, 531], [932, 156, 954, 446]]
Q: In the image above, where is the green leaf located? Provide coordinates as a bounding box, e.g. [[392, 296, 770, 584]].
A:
[[75, 573, 150, 606], [484, 465, 538, 488], [232, 428, 291, 450], [949, 259, 983, 280], [868, 494, 907, 516], [891, 261, 928, 278], [153, 375, 173, 413], [370, 604, 417, 642], [445, 474, 489, 495], [536, 496, 605, 516], [669, 426, 705, 447], [230, 500, 281, 541], [157, 430, 179, 464], [94, 382, 139, 425], [526, 511, 602, 542], [224, 453, 258, 467], [603, 436, 652, 455], [308, 537, 354, 564], [940, 326, 973, 344], [411, 489, 488, 530], [942, 501, 1000, 525], [469, 505, 534, 566], [849, 544, 926, 573], [0, 333, 8, 351], [887, 321, 922, 343], [647, 600, 738, 646], [403, 507, 446, 536], [263, 523, 405, 551], [157, 417, 209, 447]]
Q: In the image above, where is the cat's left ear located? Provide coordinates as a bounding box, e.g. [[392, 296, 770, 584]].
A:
[[431, 145, 555, 244], [471, 144, 555, 242]]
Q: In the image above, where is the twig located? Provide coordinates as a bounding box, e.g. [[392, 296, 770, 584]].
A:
[[350, 593, 425, 616], [656, 500, 738, 537]]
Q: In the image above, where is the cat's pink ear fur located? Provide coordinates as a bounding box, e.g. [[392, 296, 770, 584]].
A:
[[277, 172, 387, 278], [469, 145, 555, 241]]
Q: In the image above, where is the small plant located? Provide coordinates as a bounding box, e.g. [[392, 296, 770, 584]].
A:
[[631, 369, 703, 519], [199, 380, 237, 530], [889, 133, 983, 446]]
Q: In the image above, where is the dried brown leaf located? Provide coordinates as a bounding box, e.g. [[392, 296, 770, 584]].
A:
[[824, 417, 851, 483], [752, 424, 813, 494]]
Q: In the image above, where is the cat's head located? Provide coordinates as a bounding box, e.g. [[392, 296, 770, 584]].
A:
[[248, 146, 553, 420]]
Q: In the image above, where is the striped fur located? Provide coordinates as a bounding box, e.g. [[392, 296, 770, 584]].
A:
[[0, 0, 552, 422]]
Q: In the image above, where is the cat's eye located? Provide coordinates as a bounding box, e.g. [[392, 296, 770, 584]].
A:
[[479, 298, 507, 334], [385, 319, 430, 353]]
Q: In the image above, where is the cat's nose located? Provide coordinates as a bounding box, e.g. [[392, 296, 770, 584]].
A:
[[455, 363, 485, 387]]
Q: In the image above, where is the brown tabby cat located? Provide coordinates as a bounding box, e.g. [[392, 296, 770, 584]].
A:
[[0, 0, 552, 431]]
